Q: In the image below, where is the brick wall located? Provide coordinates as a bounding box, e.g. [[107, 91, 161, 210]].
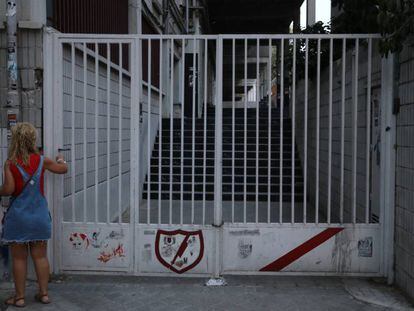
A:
[[395, 44, 414, 301]]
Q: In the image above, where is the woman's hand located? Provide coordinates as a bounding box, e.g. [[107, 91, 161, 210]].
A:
[[56, 153, 65, 163], [44, 155, 68, 175]]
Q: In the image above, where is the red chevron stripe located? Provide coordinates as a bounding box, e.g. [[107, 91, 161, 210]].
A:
[[260, 228, 344, 272]]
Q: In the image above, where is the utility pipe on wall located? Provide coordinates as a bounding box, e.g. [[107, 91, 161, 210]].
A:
[[6, 0, 20, 132]]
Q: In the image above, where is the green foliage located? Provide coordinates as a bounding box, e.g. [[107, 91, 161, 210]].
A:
[[377, 0, 414, 55], [332, 0, 414, 55]]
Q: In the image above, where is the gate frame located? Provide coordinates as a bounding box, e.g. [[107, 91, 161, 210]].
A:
[[43, 31, 396, 280]]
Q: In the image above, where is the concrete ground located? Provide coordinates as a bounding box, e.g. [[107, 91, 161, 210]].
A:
[[0, 275, 413, 311]]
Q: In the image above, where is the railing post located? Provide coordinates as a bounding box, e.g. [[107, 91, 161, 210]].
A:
[[380, 53, 396, 285], [212, 35, 223, 281], [131, 36, 142, 274]]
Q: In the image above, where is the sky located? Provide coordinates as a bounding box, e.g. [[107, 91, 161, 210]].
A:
[[300, 0, 332, 29]]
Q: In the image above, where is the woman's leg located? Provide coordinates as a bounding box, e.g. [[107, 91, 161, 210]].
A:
[[29, 241, 50, 302], [5, 243, 28, 306]]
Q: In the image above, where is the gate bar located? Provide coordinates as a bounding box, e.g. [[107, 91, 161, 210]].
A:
[[71, 43, 75, 222], [328, 38, 333, 224], [340, 38, 346, 224], [291, 38, 296, 224], [279, 38, 284, 224], [169, 38, 174, 225], [267, 39, 272, 223], [83, 43, 87, 223], [243, 38, 247, 224], [192, 38, 196, 224], [159, 38, 163, 224], [147, 39, 152, 224], [94, 42, 99, 223], [106, 43, 111, 224], [315, 38, 321, 224], [352, 39, 359, 224], [232, 38, 235, 223], [118, 43, 123, 223], [365, 38, 372, 224], [181, 38, 185, 225], [214, 36, 223, 225], [303, 39, 308, 224], [256, 39, 259, 223], [203, 38, 207, 225]]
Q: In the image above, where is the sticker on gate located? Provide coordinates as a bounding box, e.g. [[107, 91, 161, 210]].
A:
[[155, 229, 204, 274]]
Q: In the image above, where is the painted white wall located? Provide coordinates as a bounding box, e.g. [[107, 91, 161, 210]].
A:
[[61, 45, 132, 223]]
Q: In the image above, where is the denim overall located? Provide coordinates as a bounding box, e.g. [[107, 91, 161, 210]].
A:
[[1, 156, 51, 244]]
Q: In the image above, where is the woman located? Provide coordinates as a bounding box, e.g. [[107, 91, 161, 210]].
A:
[[0, 123, 68, 307]]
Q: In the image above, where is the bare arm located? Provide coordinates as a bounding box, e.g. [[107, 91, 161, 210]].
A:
[[44, 154, 68, 174], [0, 160, 15, 196]]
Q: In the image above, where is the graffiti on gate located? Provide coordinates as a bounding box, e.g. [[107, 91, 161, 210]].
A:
[[155, 229, 204, 274], [68, 229, 127, 263], [69, 233, 90, 250], [238, 239, 253, 259], [97, 243, 125, 263]]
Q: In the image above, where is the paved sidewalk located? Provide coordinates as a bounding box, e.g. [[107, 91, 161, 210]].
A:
[[0, 275, 413, 311]]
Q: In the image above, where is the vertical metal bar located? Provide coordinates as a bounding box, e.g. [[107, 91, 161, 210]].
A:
[[147, 40, 152, 224], [203, 38, 207, 225], [256, 38, 259, 224], [244, 38, 247, 224], [71, 43, 75, 222], [94, 42, 99, 223], [352, 38, 359, 224], [118, 43, 123, 223], [181, 38, 185, 225], [291, 38, 296, 224], [267, 39, 272, 223], [279, 38, 284, 224], [365, 38, 372, 224], [169, 39, 174, 225], [328, 38, 333, 224], [315, 38, 320, 224], [304, 38, 308, 224], [106, 43, 111, 224], [340, 38, 346, 224], [83, 43, 87, 223], [158, 39, 163, 225], [192, 38, 196, 224], [137, 38, 143, 227], [213, 36, 224, 279], [214, 37, 223, 223], [132, 37, 142, 272], [232, 38, 235, 223]]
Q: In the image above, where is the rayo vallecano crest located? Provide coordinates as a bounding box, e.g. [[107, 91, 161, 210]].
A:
[[155, 229, 204, 274]]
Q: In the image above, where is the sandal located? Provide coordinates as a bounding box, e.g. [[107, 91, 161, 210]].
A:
[[34, 293, 51, 304], [4, 296, 26, 308]]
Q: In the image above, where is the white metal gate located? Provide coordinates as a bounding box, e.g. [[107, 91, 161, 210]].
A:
[[44, 31, 395, 278]]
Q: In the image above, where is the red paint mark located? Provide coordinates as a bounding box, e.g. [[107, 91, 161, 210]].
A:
[[260, 228, 344, 272], [171, 234, 190, 265]]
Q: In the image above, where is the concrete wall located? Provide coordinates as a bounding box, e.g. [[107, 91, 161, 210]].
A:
[[295, 41, 382, 223], [394, 44, 414, 301]]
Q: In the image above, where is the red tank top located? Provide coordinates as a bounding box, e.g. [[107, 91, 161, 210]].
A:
[[10, 153, 45, 197]]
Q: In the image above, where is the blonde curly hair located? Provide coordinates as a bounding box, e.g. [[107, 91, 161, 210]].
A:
[[8, 123, 39, 166]]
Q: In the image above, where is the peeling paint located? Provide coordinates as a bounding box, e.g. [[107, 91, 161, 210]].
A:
[[332, 230, 353, 273]]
